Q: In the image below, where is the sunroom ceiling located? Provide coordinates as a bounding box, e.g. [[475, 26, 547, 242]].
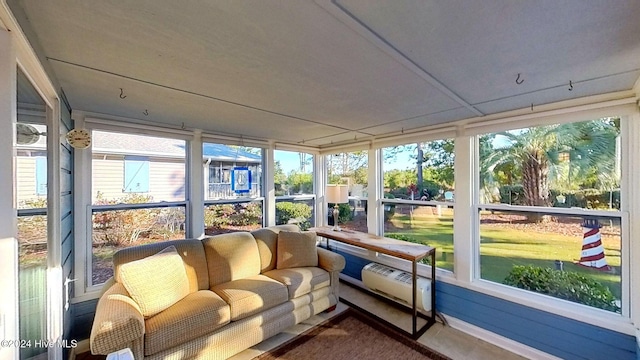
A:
[[8, 0, 640, 148]]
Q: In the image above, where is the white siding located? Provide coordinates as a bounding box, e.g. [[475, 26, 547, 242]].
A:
[[16, 157, 38, 204], [92, 158, 185, 203], [148, 161, 185, 202], [92, 158, 124, 202]]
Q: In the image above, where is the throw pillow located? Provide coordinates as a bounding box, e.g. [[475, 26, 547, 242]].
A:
[[277, 231, 318, 269], [119, 245, 190, 318]]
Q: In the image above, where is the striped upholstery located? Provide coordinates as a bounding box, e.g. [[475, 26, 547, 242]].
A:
[[251, 224, 300, 273], [145, 290, 231, 356], [203, 232, 261, 287], [264, 267, 330, 299], [211, 274, 289, 321], [113, 239, 209, 292]]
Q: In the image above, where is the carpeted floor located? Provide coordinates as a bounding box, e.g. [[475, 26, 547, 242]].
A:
[[253, 308, 451, 360]]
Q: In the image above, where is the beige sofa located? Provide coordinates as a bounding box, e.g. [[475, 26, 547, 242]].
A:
[[90, 225, 345, 360]]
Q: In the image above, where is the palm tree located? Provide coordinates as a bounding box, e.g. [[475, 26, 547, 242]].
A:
[[481, 119, 619, 215]]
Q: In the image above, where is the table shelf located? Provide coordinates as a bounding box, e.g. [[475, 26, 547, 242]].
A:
[[310, 226, 436, 339]]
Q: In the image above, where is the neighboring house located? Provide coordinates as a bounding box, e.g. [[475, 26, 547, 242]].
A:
[[16, 128, 263, 205], [15, 123, 48, 207], [91, 131, 262, 202]]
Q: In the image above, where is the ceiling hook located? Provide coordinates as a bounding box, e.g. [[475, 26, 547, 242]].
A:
[[516, 73, 524, 85], [568, 80, 573, 91], [119, 88, 127, 99], [143, 109, 149, 116]]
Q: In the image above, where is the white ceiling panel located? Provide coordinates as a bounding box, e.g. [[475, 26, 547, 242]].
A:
[[50, 63, 345, 144], [8, 0, 640, 147], [16, 0, 461, 131], [475, 69, 640, 115], [360, 107, 476, 136], [338, 0, 640, 106]]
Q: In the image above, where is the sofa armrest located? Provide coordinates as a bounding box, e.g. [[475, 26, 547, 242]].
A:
[[90, 282, 145, 356], [317, 247, 346, 272]]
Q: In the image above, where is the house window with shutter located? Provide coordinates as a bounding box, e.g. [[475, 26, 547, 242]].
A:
[[123, 156, 150, 193], [35, 156, 47, 196]]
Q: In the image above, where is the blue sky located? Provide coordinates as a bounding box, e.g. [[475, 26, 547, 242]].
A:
[[275, 137, 514, 174], [275, 149, 415, 174]]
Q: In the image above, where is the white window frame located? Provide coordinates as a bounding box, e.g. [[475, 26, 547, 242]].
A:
[[459, 104, 638, 334], [349, 100, 639, 335], [72, 114, 194, 301], [273, 149, 316, 228]]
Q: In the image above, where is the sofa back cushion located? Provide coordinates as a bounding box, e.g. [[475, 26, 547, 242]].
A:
[[113, 239, 209, 292], [251, 224, 300, 273], [202, 232, 261, 287], [119, 245, 190, 318], [276, 231, 318, 269]]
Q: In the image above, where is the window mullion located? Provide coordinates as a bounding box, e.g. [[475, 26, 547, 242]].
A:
[[453, 133, 474, 283]]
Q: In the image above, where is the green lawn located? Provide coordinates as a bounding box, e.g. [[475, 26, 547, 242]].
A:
[[384, 206, 622, 300]]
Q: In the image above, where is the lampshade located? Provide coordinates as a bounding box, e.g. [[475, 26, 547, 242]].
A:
[[326, 184, 348, 204]]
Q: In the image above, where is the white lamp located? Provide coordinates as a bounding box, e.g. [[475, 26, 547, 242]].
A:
[[326, 184, 349, 231]]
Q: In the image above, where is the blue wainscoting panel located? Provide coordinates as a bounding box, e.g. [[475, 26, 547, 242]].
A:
[[337, 250, 636, 360], [70, 299, 98, 341]]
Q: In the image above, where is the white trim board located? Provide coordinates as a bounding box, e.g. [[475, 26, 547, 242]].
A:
[[445, 315, 563, 360]]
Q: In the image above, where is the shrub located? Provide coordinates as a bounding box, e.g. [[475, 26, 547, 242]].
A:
[[503, 265, 620, 312], [499, 185, 525, 205], [385, 233, 430, 265], [383, 193, 396, 221], [327, 202, 354, 225], [276, 202, 312, 230], [551, 189, 620, 209], [205, 202, 263, 229], [231, 202, 262, 226], [204, 204, 235, 228], [421, 180, 441, 200], [93, 193, 159, 246]]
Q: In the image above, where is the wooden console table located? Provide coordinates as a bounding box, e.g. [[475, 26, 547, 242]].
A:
[[309, 226, 436, 339]]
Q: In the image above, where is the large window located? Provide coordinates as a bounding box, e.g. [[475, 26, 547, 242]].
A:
[[204, 143, 264, 235], [477, 118, 623, 313], [274, 150, 315, 229], [381, 140, 455, 271], [90, 131, 187, 286], [326, 151, 368, 231]]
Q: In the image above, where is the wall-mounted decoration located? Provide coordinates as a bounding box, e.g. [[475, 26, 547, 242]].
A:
[[231, 167, 251, 193], [65, 128, 91, 149]]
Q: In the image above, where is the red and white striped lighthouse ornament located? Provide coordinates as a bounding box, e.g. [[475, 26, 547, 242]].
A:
[[576, 218, 611, 271]]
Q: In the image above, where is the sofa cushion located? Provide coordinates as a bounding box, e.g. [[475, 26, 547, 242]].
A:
[[203, 232, 261, 287], [113, 239, 209, 292], [119, 245, 190, 318], [264, 267, 330, 299], [252, 225, 301, 273], [211, 274, 289, 321], [144, 290, 230, 356], [277, 231, 318, 269]]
